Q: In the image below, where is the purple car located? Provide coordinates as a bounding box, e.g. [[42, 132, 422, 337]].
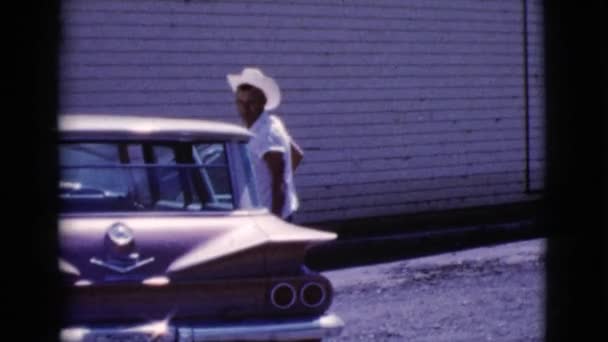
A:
[[58, 115, 344, 341]]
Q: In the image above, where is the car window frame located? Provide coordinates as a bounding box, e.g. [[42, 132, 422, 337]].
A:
[[58, 139, 240, 213]]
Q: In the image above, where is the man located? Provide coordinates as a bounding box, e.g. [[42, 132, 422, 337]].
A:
[[227, 67, 303, 222]]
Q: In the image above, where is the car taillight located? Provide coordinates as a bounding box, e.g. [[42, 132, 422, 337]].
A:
[[300, 282, 326, 308], [270, 282, 296, 309]]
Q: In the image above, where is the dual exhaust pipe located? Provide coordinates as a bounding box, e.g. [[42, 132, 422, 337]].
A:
[[270, 282, 327, 310]]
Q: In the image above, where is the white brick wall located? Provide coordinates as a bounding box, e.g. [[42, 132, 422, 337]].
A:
[[59, 0, 545, 224]]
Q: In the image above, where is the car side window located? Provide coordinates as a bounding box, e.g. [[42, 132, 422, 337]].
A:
[[193, 143, 234, 209], [59, 143, 133, 212], [60, 143, 128, 195], [153, 145, 180, 204], [125, 144, 152, 206], [59, 142, 237, 212], [152, 145, 203, 210]]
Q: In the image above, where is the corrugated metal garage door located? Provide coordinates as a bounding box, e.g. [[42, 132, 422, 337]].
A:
[[59, 0, 544, 224]]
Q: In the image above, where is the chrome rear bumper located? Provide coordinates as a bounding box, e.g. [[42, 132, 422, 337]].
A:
[[61, 313, 344, 341]]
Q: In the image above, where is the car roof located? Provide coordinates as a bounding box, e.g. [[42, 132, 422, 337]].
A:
[[59, 114, 252, 142]]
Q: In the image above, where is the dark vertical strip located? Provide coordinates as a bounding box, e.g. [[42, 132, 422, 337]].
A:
[[176, 143, 194, 206], [19, 0, 61, 340], [522, 0, 531, 193], [543, 0, 608, 341], [143, 144, 160, 202]]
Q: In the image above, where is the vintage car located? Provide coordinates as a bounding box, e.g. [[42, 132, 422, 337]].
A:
[[58, 114, 344, 341]]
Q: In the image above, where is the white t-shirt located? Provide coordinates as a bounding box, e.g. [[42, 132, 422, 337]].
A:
[[247, 112, 299, 218]]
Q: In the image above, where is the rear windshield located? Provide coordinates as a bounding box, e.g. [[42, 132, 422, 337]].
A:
[[59, 142, 244, 213]]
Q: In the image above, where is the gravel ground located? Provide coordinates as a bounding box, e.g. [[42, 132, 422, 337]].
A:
[[323, 239, 545, 342]]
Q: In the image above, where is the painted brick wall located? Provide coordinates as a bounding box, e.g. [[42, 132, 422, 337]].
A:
[[59, 0, 544, 224]]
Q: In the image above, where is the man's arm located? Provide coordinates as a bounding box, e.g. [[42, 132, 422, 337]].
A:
[[290, 140, 304, 171], [263, 151, 286, 217]]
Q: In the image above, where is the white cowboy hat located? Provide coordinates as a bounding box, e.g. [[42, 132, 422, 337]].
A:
[[227, 67, 281, 111]]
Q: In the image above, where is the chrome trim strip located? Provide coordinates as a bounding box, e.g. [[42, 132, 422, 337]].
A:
[[59, 208, 269, 218], [90, 256, 155, 273], [61, 322, 176, 342], [180, 314, 344, 341], [61, 314, 344, 342]]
